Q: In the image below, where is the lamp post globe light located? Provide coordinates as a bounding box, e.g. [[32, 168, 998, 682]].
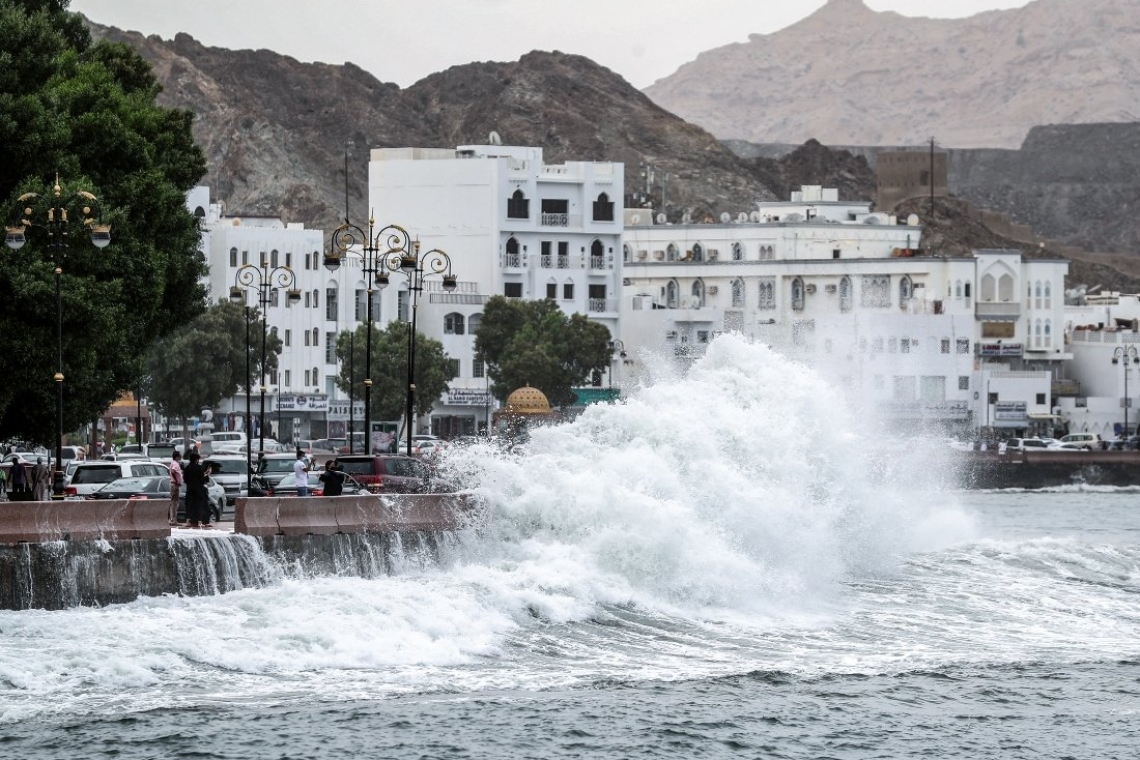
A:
[[1111, 345, 1140, 440], [376, 240, 457, 457], [229, 257, 300, 476], [6, 176, 112, 498], [323, 219, 417, 455]]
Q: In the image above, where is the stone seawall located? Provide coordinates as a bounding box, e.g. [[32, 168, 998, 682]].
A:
[[959, 451, 1140, 490], [0, 494, 483, 610]]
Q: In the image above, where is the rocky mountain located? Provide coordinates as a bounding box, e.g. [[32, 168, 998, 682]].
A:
[[88, 22, 776, 234], [644, 0, 1140, 149]]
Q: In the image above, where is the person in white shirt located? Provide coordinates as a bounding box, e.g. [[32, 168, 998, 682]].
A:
[[292, 449, 310, 497]]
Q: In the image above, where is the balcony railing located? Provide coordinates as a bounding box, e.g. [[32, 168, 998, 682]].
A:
[[588, 298, 617, 313], [504, 253, 521, 268], [557, 256, 570, 269], [540, 254, 553, 268], [541, 212, 569, 227], [589, 256, 606, 270]]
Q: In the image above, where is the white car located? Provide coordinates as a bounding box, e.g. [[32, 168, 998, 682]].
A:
[[64, 460, 169, 498], [1057, 433, 1103, 450]]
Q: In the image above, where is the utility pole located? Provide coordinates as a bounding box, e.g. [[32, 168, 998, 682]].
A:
[[929, 137, 936, 220]]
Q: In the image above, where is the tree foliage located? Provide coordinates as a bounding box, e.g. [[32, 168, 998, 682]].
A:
[[334, 321, 456, 424], [145, 302, 281, 421], [474, 296, 613, 407], [0, 0, 208, 444]]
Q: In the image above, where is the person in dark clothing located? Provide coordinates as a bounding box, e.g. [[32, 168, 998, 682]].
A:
[[318, 459, 345, 496], [182, 451, 211, 528]]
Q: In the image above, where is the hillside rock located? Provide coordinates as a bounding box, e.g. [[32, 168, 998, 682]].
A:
[[644, 0, 1140, 149], [88, 23, 774, 233]]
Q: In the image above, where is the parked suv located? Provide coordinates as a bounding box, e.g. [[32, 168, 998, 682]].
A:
[[203, 455, 251, 505], [255, 452, 307, 490], [335, 454, 441, 494], [65, 460, 169, 498], [1058, 433, 1103, 450], [1006, 438, 1053, 452]]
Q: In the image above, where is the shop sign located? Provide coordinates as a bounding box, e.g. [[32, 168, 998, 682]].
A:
[[327, 401, 365, 420], [977, 343, 1024, 357], [994, 401, 1028, 420], [447, 389, 492, 407], [276, 394, 329, 412]]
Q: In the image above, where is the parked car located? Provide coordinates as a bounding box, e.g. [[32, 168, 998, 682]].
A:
[[1048, 441, 1094, 452], [1058, 433, 1103, 450], [335, 454, 448, 494], [64, 460, 169, 498], [203, 455, 252, 505], [267, 471, 367, 497], [255, 452, 306, 489], [1005, 437, 1053, 452], [1108, 435, 1140, 451], [88, 474, 229, 522]]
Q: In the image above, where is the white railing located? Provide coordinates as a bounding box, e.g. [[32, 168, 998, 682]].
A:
[[557, 256, 570, 269], [588, 298, 617, 313], [541, 212, 569, 227], [504, 253, 521, 268], [589, 256, 606, 270], [540, 254, 553, 268], [975, 302, 1021, 319]]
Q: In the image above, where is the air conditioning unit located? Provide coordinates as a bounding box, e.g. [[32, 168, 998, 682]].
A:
[[825, 284, 837, 293], [708, 286, 719, 295], [637, 250, 647, 260], [708, 250, 719, 260], [806, 284, 817, 294], [654, 250, 665, 260]]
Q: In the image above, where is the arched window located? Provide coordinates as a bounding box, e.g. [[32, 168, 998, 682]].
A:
[[1044, 319, 1052, 346], [623, 244, 631, 263], [468, 313, 482, 334], [691, 242, 704, 262], [998, 274, 1014, 302], [592, 192, 614, 222], [506, 236, 519, 254], [1035, 280, 1043, 309], [312, 367, 319, 388], [731, 278, 745, 307], [964, 282, 971, 300], [312, 328, 319, 346], [758, 279, 775, 310], [1034, 319, 1043, 348], [732, 242, 744, 261], [229, 247, 238, 267], [980, 275, 993, 301], [590, 239, 604, 263], [667, 243, 679, 262], [692, 279, 705, 307], [444, 312, 465, 335], [899, 275, 913, 307], [666, 280, 679, 308], [839, 276, 853, 312], [270, 249, 280, 269], [1044, 281, 1052, 309], [957, 280, 965, 299], [507, 189, 529, 219], [791, 277, 805, 311]]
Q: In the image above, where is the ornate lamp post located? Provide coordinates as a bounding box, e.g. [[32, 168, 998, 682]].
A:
[[376, 241, 457, 456], [323, 220, 418, 454], [229, 257, 300, 473], [1112, 345, 1140, 440], [6, 176, 112, 498]]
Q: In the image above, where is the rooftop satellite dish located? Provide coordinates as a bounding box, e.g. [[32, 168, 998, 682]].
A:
[[864, 212, 889, 225], [682, 212, 692, 224], [656, 213, 667, 224], [720, 212, 731, 223], [488, 130, 502, 145], [907, 213, 920, 226], [630, 213, 641, 225], [750, 211, 762, 222], [737, 212, 748, 222]]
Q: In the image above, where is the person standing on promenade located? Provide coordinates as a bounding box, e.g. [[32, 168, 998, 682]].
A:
[[168, 450, 184, 526], [9, 456, 28, 497], [318, 459, 344, 497], [31, 457, 49, 501], [182, 451, 210, 528], [293, 449, 310, 497]]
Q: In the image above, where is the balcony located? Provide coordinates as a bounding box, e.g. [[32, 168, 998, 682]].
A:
[[589, 256, 606, 270], [503, 253, 521, 268], [541, 212, 569, 227], [540, 254, 552, 268], [588, 298, 618, 313], [557, 256, 570, 269], [975, 301, 1021, 320]]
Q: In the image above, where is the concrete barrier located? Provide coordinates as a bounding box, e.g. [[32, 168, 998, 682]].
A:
[[234, 497, 282, 537], [236, 493, 480, 537], [0, 499, 169, 544]]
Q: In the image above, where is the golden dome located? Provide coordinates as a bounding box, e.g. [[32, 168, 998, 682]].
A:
[[504, 385, 551, 415]]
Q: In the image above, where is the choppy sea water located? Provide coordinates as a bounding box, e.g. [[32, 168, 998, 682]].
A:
[[2, 337, 1138, 759]]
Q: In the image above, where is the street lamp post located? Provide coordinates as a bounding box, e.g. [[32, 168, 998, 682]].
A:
[[324, 220, 418, 454], [376, 241, 457, 456], [230, 257, 300, 472], [1112, 346, 1140, 439], [6, 176, 112, 498]]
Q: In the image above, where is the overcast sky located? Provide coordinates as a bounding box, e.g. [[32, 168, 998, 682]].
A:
[[70, 0, 1031, 89]]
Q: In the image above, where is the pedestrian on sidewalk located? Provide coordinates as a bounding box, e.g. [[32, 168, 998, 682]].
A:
[[168, 450, 184, 526]]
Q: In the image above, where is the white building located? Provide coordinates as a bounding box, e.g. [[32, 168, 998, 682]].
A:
[[186, 187, 363, 443], [621, 190, 1069, 436], [368, 144, 624, 436]]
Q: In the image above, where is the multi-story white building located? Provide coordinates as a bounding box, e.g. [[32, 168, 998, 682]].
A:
[[186, 187, 364, 443], [621, 190, 1070, 436], [368, 144, 624, 436], [1058, 293, 1140, 439]]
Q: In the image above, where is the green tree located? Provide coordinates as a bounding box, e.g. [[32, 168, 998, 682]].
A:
[[474, 296, 613, 407], [334, 321, 456, 425], [0, 0, 208, 444], [145, 302, 282, 424]]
